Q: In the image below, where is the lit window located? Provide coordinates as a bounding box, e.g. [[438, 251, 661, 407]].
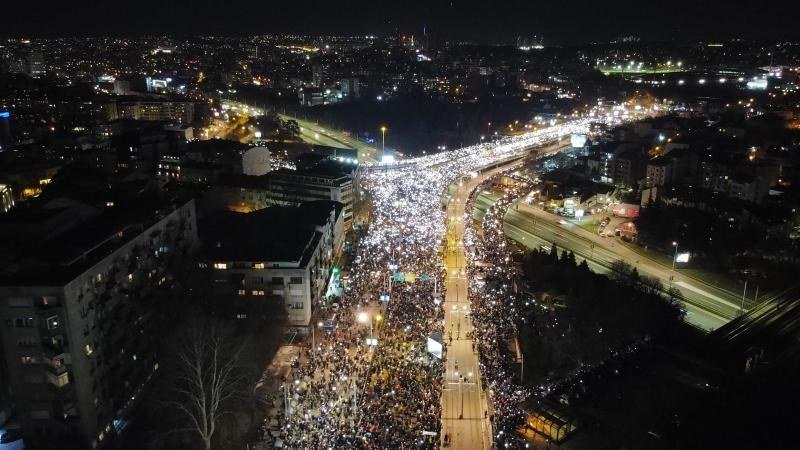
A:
[[253, 290, 265, 296], [46, 315, 59, 330], [85, 344, 93, 357], [253, 263, 265, 269], [51, 372, 69, 387], [21, 356, 35, 364], [214, 263, 227, 270], [238, 289, 246, 296]]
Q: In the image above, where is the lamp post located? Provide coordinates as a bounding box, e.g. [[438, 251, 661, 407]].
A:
[[311, 321, 323, 360], [740, 279, 748, 316], [380, 126, 387, 160], [357, 311, 371, 340], [358, 311, 381, 342], [456, 371, 463, 420], [670, 241, 678, 288]]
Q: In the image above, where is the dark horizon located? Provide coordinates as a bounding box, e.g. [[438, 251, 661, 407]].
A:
[[4, 0, 800, 45]]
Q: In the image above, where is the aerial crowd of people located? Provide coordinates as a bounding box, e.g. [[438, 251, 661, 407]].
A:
[[276, 118, 608, 449]]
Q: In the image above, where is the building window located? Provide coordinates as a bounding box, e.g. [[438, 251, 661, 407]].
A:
[[252, 290, 265, 296], [290, 277, 303, 285], [45, 315, 59, 331], [198, 262, 208, 269], [238, 289, 246, 296], [17, 338, 36, 347], [21, 356, 36, 364], [213, 263, 227, 270], [85, 344, 94, 357], [271, 277, 283, 285], [253, 263, 265, 269], [53, 372, 69, 387]]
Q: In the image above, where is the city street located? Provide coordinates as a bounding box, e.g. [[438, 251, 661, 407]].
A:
[[219, 99, 380, 162], [441, 170, 501, 450], [254, 113, 630, 449], [500, 201, 740, 330]]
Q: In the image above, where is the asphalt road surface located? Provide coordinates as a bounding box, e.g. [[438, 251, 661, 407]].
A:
[[440, 156, 539, 449], [473, 194, 742, 330]]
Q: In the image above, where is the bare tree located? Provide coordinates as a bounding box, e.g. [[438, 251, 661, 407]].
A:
[[167, 322, 246, 450]]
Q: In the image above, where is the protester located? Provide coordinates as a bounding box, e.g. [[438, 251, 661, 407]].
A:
[[274, 118, 615, 449]]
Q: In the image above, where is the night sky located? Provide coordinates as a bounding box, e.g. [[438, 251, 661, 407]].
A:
[[4, 0, 799, 44]]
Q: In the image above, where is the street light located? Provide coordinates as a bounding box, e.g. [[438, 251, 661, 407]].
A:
[[670, 241, 679, 287], [311, 320, 323, 360], [357, 311, 374, 341], [380, 126, 388, 160]]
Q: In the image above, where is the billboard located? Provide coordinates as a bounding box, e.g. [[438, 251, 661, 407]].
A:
[[571, 134, 588, 148], [611, 203, 640, 218], [426, 335, 443, 359]]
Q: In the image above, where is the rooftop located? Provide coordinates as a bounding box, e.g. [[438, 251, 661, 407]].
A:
[[200, 201, 341, 265], [0, 193, 193, 286]]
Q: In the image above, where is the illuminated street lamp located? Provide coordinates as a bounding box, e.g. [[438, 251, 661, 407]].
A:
[[670, 241, 679, 287], [380, 126, 388, 159], [311, 320, 323, 360], [358, 311, 381, 342]]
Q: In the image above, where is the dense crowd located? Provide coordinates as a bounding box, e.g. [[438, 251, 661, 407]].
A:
[[464, 176, 539, 448], [277, 117, 616, 449]]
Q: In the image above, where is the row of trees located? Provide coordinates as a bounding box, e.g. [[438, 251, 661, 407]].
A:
[[518, 245, 685, 382], [249, 110, 300, 141]]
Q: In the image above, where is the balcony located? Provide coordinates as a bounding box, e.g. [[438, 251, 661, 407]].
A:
[[42, 338, 68, 358], [45, 353, 71, 376]]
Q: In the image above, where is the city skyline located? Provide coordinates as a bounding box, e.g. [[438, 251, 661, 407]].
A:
[[1, 7, 800, 449], [3, 0, 800, 44]]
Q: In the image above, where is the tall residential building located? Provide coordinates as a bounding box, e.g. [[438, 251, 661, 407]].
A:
[[26, 51, 45, 77], [340, 78, 360, 99], [0, 184, 13, 214], [199, 201, 344, 328], [312, 64, 326, 87], [106, 100, 196, 125], [0, 110, 11, 150], [0, 197, 198, 448]]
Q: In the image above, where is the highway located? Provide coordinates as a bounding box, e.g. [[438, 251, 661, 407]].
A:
[[278, 114, 380, 163], [219, 99, 380, 163], [471, 191, 740, 330]]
